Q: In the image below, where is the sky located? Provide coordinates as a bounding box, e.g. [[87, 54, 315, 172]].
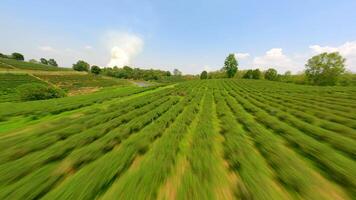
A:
[[1, 0, 356, 74]]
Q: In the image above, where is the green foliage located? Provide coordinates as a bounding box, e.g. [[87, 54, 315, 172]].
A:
[[0, 79, 355, 199], [0, 57, 69, 71], [200, 70, 208, 79], [48, 58, 58, 67], [207, 70, 227, 79], [305, 52, 346, 86], [40, 58, 48, 65], [242, 69, 261, 79], [90, 65, 101, 75], [0, 73, 47, 102], [102, 66, 177, 81], [223, 53, 238, 78], [72, 60, 90, 71], [17, 83, 66, 101], [264, 68, 278, 81], [11, 52, 24, 61]]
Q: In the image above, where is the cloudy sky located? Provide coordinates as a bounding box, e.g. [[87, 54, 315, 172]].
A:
[[1, 0, 356, 74]]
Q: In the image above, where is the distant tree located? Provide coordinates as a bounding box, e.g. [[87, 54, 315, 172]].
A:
[[242, 69, 261, 79], [48, 58, 58, 67], [11, 52, 24, 61], [223, 54, 238, 78], [252, 69, 262, 79], [200, 71, 208, 79], [91, 65, 101, 75], [173, 69, 182, 76], [305, 52, 346, 86], [165, 71, 171, 76], [29, 59, 38, 63], [242, 70, 254, 79], [72, 60, 90, 71], [265, 68, 278, 81], [40, 58, 48, 65]]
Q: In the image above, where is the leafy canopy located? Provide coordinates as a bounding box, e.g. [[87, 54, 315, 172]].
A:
[[73, 60, 90, 71], [265, 68, 278, 81], [200, 71, 208, 79], [223, 54, 238, 78], [91, 65, 101, 75], [305, 52, 345, 85]]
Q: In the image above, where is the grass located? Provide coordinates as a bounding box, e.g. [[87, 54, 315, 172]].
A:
[[0, 73, 48, 102], [34, 74, 132, 94], [0, 58, 71, 71], [0, 79, 355, 199]]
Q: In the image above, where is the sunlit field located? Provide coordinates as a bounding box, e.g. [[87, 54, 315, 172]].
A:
[[0, 79, 355, 199]]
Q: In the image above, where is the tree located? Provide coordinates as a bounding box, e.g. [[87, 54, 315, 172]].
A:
[[72, 60, 90, 71], [40, 58, 48, 65], [242, 70, 254, 79], [173, 69, 182, 76], [91, 65, 101, 75], [305, 52, 346, 86], [200, 71, 208, 79], [11, 52, 24, 61], [265, 68, 278, 81], [223, 54, 238, 78], [242, 69, 261, 79], [48, 58, 58, 67], [252, 69, 262, 79]]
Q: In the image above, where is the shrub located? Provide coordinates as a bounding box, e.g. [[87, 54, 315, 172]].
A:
[[17, 83, 66, 101]]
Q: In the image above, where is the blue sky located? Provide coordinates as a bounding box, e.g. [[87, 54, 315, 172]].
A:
[[1, 0, 356, 74]]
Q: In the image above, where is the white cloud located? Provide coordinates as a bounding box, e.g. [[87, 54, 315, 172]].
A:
[[38, 46, 55, 52], [253, 48, 298, 73], [309, 41, 356, 71], [106, 32, 144, 67], [235, 53, 250, 59]]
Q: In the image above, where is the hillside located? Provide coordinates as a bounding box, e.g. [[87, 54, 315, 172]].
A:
[[0, 79, 355, 199], [0, 58, 134, 101]]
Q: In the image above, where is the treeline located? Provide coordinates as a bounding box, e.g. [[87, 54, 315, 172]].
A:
[[0, 52, 58, 67], [201, 52, 356, 86], [72, 60, 195, 82], [102, 66, 196, 82]]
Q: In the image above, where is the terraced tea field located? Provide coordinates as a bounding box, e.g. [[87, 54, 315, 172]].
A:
[[0, 79, 355, 200]]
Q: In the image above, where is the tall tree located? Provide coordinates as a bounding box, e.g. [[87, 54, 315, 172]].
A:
[[200, 71, 208, 79], [305, 52, 346, 85], [223, 54, 238, 78]]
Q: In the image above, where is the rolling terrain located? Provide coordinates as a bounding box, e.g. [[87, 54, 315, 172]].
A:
[[0, 79, 355, 199], [0, 58, 133, 101]]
